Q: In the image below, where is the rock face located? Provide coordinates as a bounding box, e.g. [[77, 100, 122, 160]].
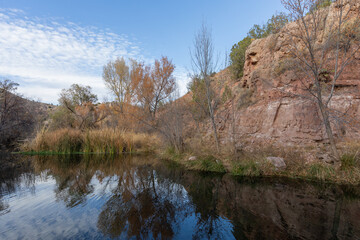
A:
[[206, 2, 360, 146]]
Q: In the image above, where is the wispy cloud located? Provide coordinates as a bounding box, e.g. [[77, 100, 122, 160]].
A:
[[0, 8, 190, 104], [0, 8, 143, 103]]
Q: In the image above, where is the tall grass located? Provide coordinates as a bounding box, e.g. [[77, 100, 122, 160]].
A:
[[231, 160, 262, 177], [341, 153, 358, 170], [306, 163, 335, 181], [23, 128, 159, 154], [186, 155, 226, 173]]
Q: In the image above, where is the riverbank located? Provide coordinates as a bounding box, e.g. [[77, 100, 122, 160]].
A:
[[12, 149, 360, 185], [3, 149, 359, 185], [160, 144, 360, 185], [16, 128, 360, 185]]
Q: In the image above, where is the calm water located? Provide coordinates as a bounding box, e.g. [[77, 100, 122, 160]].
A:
[[1, 154, 360, 240]]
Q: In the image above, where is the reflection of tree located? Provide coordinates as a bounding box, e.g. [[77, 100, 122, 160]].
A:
[[0, 154, 35, 216], [0, 201, 10, 216], [187, 173, 230, 240], [15, 154, 360, 240], [54, 169, 94, 208], [37, 155, 96, 208], [0, 155, 35, 194], [32, 154, 192, 239], [97, 166, 191, 239]]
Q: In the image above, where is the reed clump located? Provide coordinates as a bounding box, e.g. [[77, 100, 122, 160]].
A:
[[23, 127, 159, 154]]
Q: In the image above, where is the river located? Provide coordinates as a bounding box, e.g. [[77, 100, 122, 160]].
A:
[[0, 154, 360, 239]]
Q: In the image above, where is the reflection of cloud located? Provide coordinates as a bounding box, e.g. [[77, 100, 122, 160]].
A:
[[0, 166, 236, 239], [0, 177, 107, 240], [0, 8, 143, 103]]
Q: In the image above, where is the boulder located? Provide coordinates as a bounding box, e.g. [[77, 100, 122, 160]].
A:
[[188, 156, 197, 161], [266, 157, 286, 170]]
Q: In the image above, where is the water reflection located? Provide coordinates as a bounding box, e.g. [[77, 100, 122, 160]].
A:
[[0, 154, 35, 216], [97, 167, 185, 239], [1, 154, 360, 239]]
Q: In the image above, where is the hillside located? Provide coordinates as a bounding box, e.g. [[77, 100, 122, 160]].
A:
[[0, 93, 53, 150]]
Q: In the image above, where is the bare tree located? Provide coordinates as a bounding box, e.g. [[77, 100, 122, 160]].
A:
[[190, 22, 220, 152], [0, 79, 34, 148], [224, 49, 230, 69], [281, 0, 360, 163], [157, 89, 185, 153]]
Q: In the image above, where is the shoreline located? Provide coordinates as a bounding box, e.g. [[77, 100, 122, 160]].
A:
[[7, 150, 360, 186], [160, 150, 360, 186]]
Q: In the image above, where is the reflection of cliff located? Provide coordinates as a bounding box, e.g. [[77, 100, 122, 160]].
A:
[[176, 172, 360, 240]]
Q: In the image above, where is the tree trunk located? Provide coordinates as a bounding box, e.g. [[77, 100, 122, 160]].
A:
[[205, 77, 220, 153], [232, 100, 237, 156], [210, 112, 220, 153], [318, 100, 340, 163]]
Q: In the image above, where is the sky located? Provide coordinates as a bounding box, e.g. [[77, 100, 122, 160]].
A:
[[0, 0, 286, 104]]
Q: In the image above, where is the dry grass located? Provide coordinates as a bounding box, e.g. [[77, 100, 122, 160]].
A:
[[303, 163, 336, 181], [26, 128, 83, 153], [179, 140, 360, 184], [22, 127, 159, 154]]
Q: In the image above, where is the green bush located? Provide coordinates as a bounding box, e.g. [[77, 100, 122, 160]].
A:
[[230, 12, 290, 79], [310, 0, 333, 12], [187, 155, 226, 173], [231, 160, 262, 177], [230, 37, 252, 79]]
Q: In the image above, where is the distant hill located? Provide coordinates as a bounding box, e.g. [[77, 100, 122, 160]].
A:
[[0, 92, 54, 150]]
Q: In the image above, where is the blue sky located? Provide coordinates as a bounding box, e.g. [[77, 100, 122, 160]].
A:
[[0, 0, 285, 104]]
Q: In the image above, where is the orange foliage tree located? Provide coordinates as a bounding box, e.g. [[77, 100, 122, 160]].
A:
[[104, 56, 176, 119]]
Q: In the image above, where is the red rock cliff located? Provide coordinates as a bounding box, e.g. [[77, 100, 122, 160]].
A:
[[207, 1, 360, 146]]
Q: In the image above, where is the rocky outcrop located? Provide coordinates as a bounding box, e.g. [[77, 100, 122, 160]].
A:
[[207, 2, 360, 146]]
